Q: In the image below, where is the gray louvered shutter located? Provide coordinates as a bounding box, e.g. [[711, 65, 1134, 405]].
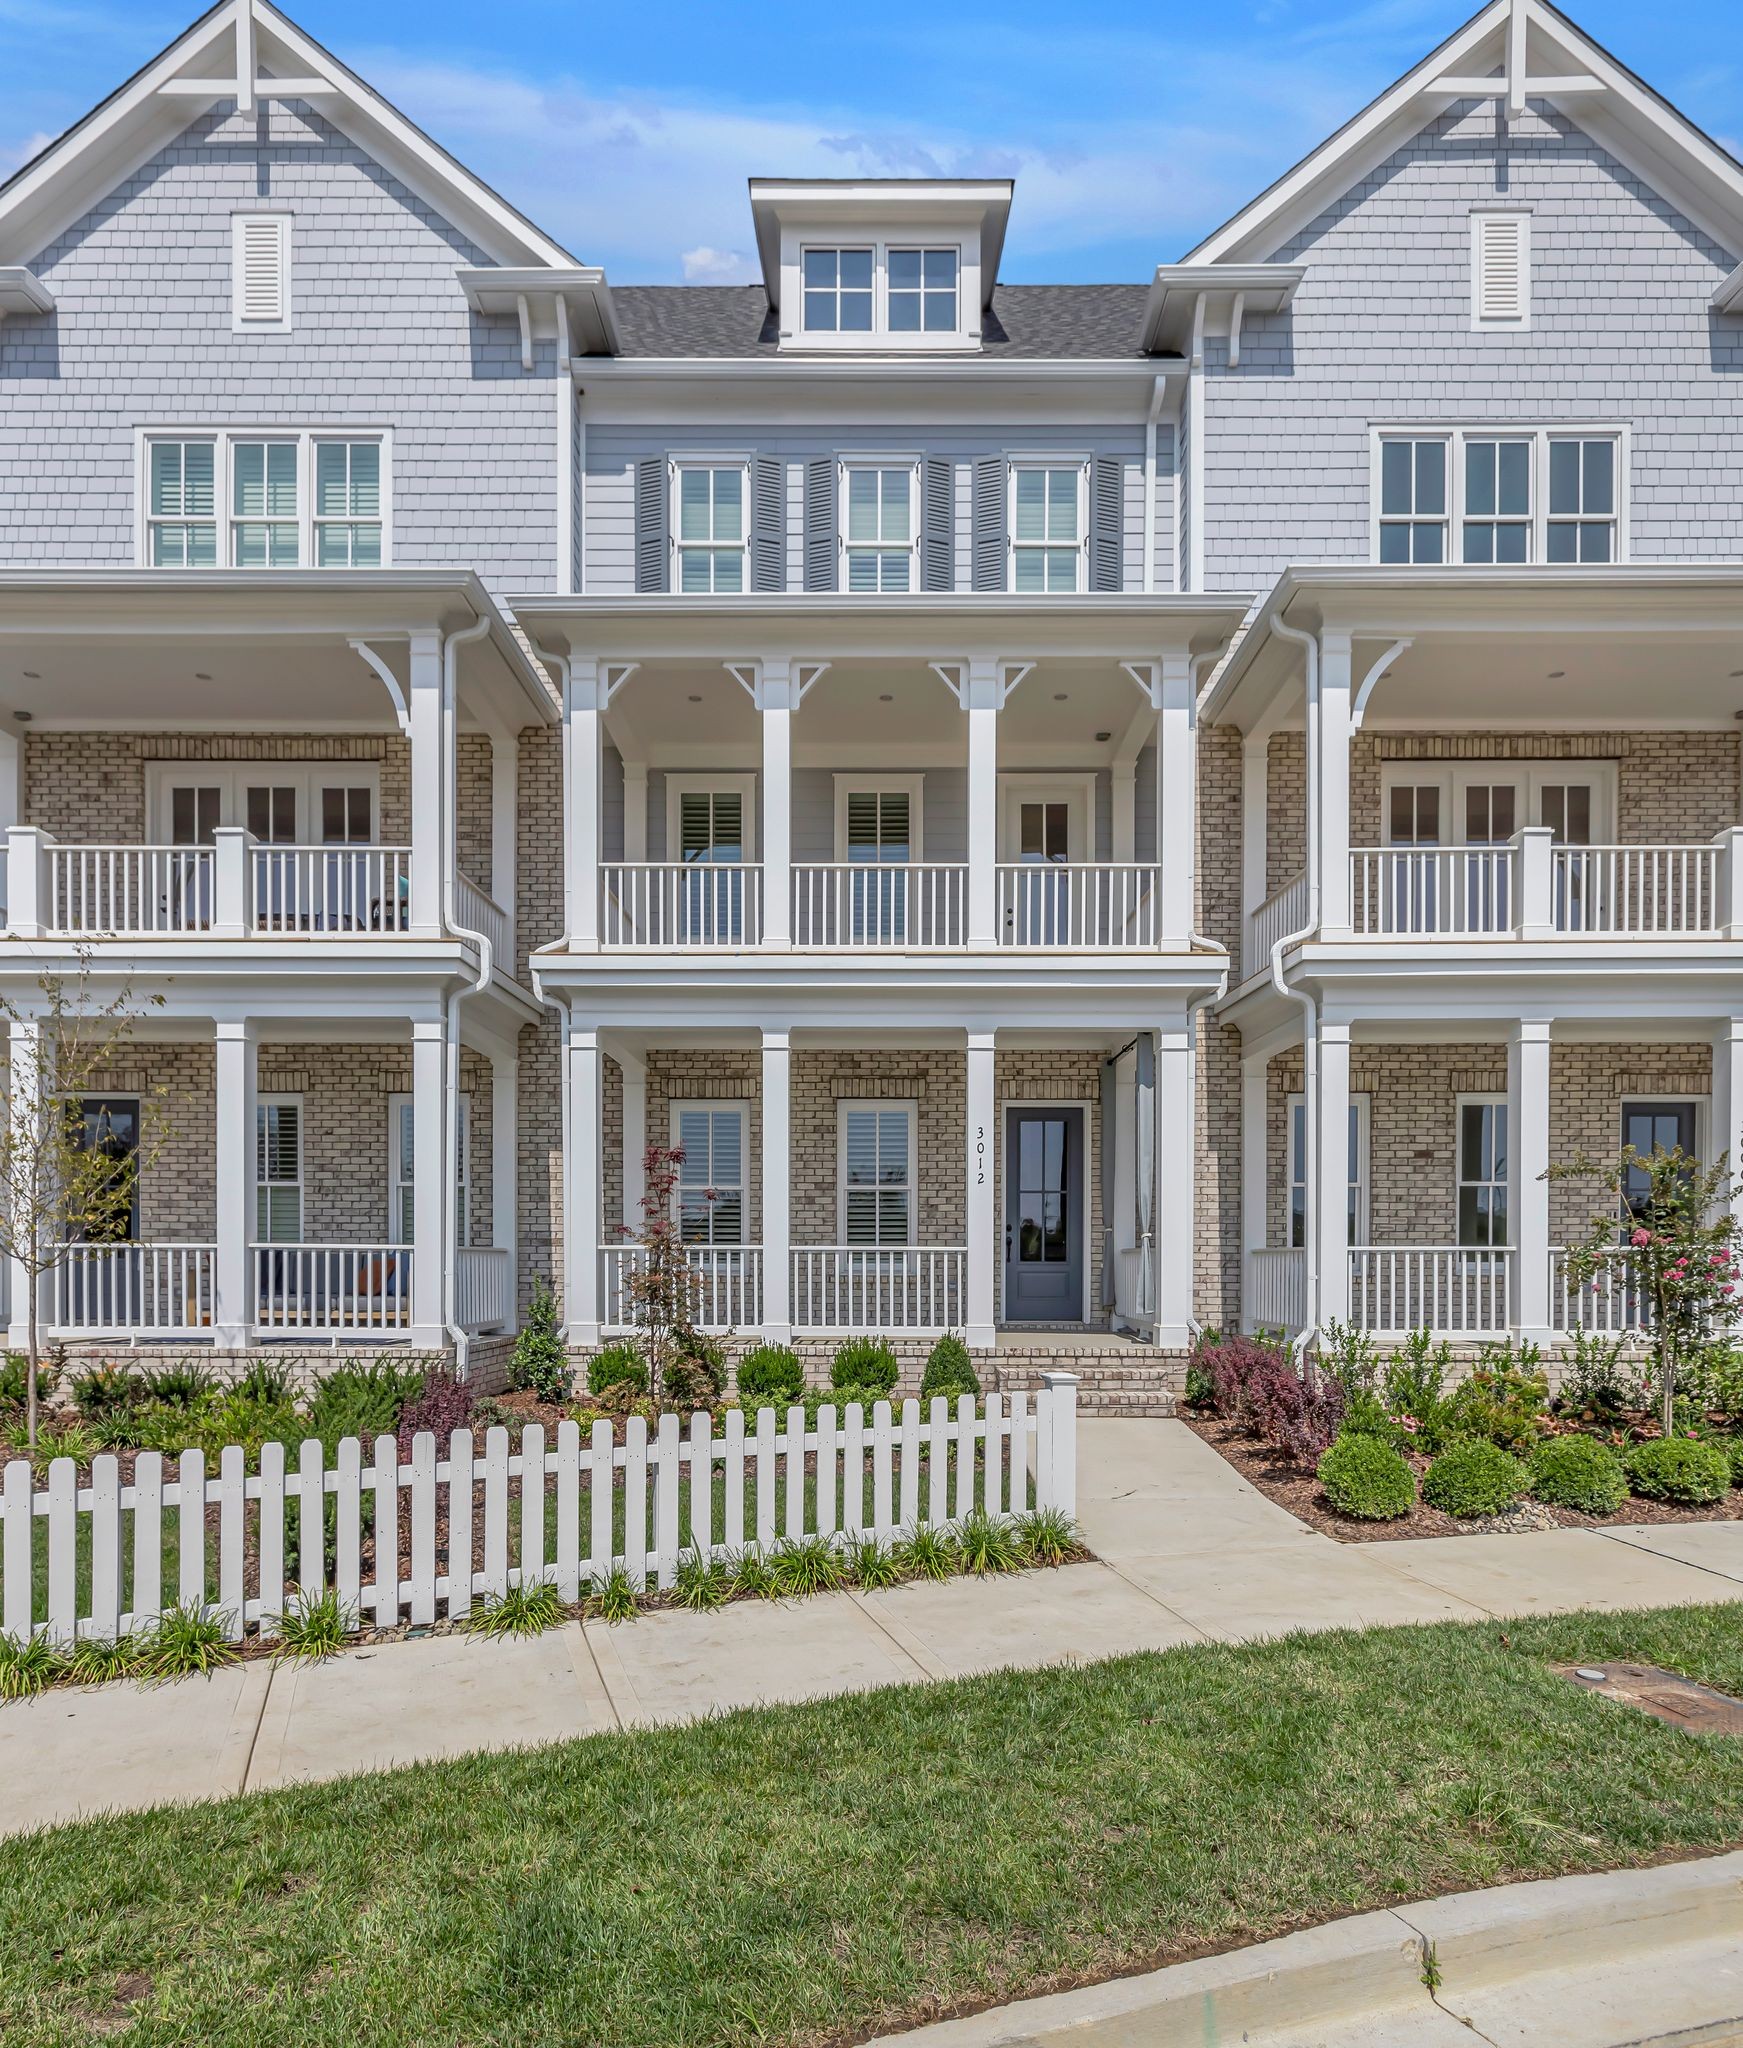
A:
[[971, 455, 1007, 592], [751, 455, 785, 591], [921, 456, 953, 592], [1090, 454, 1124, 592], [803, 456, 837, 592], [634, 457, 668, 593]]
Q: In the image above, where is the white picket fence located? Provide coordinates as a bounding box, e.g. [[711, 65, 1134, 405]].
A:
[[0, 1380, 1078, 1648]]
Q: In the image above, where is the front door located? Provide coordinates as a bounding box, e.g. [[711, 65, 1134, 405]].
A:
[[1004, 1107, 1084, 1324], [1620, 1100, 1697, 1217]]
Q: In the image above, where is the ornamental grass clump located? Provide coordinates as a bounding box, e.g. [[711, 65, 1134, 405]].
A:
[[134, 1601, 238, 1683], [771, 1536, 848, 1599], [957, 1510, 1023, 1576], [66, 1634, 145, 1686], [1421, 1439, 1528, 1520], [894, 1522, 957, 1582], [1317, 1432, 1416, 1520], [270, 1589, 356, 1662], [1626, 1435, 1732, 1505], [1528, 1435, 1628, 1516], [843, 1534, 902, 1589], [0, 1633, 67, 1699], [672, 1550, 731, 1612], [463, 1580, 569, 1639], [1014, 1506, 1079, 1566]]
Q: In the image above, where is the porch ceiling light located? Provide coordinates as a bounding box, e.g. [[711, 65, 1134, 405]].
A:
[[20, 670, 39, 680], [1546, 670, 1565, 679], [687, 693, 702, 702], [1095, 730, 1111, 742], [194, 671, 213, 681], [1052, 692, 1068, 701], [879, 692, 894, 702], [13, 710, 31, 722]]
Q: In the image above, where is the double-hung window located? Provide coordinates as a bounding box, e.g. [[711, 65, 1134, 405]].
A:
[[1457, 1099, 1509, 1247], [1288, 1096, 1368, 1248], [843, 465, 915, 591], [143, 429, 387, 567], [256, 1097, 303, 1244], [674, 465, 747, 593], [839, 1101, 915, 1247], [1461, 437, 1532, 563], [1011, 464, 1084, 592], [1378, 438, 1448, 563], [672, 1103, 747, 1245], [1376, 427, 1623, 566], [1547, 437, 1617, 562], [387, 1094, 471, 1246], [888, 248, 958, 331], [802, 248, 874, 333]]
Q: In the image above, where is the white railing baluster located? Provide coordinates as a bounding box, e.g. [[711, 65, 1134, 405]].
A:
[[994, 863, 1164, 948], [1243, 1247, 1307, 1332], [1347, 1245, 1514, 1334], [250, 1243, 412, 1335], [788, 1246, 966, 1331], [599, 862, 763, 947], [250, 846, 411, 934]]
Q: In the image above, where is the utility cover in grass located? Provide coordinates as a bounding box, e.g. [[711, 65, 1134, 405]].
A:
[[1562, 1662, 1743, 1736]]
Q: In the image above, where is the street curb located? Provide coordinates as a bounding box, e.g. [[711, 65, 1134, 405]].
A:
[[862, 1851, 1743, 2046]]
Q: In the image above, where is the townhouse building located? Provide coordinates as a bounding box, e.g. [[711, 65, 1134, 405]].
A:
[[0, 0, 1739, 1394]]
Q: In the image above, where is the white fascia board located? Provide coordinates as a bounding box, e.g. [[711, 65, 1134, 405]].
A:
[[567, 356, 1185, 387], [1711, 260, 1743, 312], [458, 266, 618, 353], [1140, 264, 1305, 352], [0, 266, 54, 316]]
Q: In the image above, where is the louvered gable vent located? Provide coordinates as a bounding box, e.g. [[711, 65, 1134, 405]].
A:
[[234, 215, 288, 326], [1473, 212, 1527, 327]]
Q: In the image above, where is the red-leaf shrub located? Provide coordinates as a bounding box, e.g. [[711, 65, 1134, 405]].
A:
[[1200, 1336, 1287, 1430], [397, 1371, 475, 1461], [1195, 1335, 1345, 1465]]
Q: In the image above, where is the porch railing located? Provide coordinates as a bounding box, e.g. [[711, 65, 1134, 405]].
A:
[[791, 863, 967, 947], [251, 846, 411, 934], [456, 871, 513, 965], [49, 1243, 216, 1335], [1549, 1246, 1652, 1333], [48, 845, 215, 935], [1350, 848, 1514, 936], [1551, 845, 1717, 935], [1348, 1245, 1513, 1334], [1244, 870, 1308, 978], [600, 863, 763, 947], [252, 1244, 412, 1333], [600, 1244, 763, 1332], [455, 1247, 514, 1333], [1245, 1246, 1307, 1334], [996, 864, 1164, 948], [791, 1246, 966, 1331]]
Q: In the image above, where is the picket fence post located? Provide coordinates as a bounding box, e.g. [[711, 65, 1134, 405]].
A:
[[1038, 1371, 1079, 1518]]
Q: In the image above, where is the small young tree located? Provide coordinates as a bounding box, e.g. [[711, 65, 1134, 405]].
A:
[[617, 1143, 710, 1403], [0, 966, 167, 1447], [1552, 1142, 1740, 1439]]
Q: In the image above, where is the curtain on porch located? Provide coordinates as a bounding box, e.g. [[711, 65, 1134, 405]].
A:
[[1135, 1033, 1154, 1317], [1099, 1054, 1117, 1309]]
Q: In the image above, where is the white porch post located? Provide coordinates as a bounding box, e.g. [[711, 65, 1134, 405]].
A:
[[1152, 654, 1195, 947], [491, 1048, 518, 1264], [1111, 763, 1136, 864], [487, 716, 518, 964], [1314, 1019, 1352, 1328], [1153, 1022, 1195, 1346], [965, 1029, 997, 1347], [761, 1028, 791, 1341], [565, 1021, 602, 1345], [623, 763, 649, 864], [5, 1015, 48, 1349], [407, 629, 445, 938], [1240, 1048, 1268, 1333], [1241, 731, 1269, 971], [758, 662, 794, 947], [1712, 1018, 1743, 1232], [566, 658, 604, 949], [619, 1048, 648, 1231], [965, 660, 1001, 948], [1317, 629, 1353, 938], [410, 1018, 447, 1342], [0, 729, 20, 839], [212, 1017, 257, 1347], [1509, 1017, 1553, 1342], [5, 826, 48, 937]]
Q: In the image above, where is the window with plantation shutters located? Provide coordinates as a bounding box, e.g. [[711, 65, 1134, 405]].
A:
[[1472, 212, 1528, 328], [143, 431, 386, 568], [674, 465, 747, 593], [672, 1103, 746, 1244], [256, 1097, 303, 1244], [233, 214, 289, 329], [679, 789, 744, 864], [842, 465, 915, 592], [148, 440, 217, 566], [839, 1102, 915, 1246]]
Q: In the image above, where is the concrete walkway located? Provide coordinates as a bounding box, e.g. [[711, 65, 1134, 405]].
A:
[[3, 1419, 1742, 1837]]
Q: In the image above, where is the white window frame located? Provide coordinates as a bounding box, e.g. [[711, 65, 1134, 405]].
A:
[[1370, 425, 1628, 567], [146, 763, 383, 842], [669, 1099, 749, 1247], [795, 241, 969, 346], [997, 775, 1094, 863], [886, 245, 961, 334], [138, 426, 392, 569], [1455, 1094, 1511, 1248], [232, 211, 291, 333], [255, 1093, 304, 1246], [1470, 208, 1530, 330], [832, 774, 925, 862], [1287, 1093, 1370, 1248], [663, 773, 757, 863], [1007, 459, 1088, 594], [386, 1092, 471, 1248], [837, 1098, 918, 1247], [838, 458, 920, 593], [1378, 763, 1616, 846], [670, 457, 751, 595]]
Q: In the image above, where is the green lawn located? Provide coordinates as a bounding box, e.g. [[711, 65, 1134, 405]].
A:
[[2, 1605, 1742, 2046]]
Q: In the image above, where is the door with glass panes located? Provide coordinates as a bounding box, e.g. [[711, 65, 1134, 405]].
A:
[[1004, 1108, 1084, 1322], [1382, 771, 1595, 933], [675, 788, 749, 945], [841, 787, 913, 944], [161, 770, 381, 932], [1002, 794, 1074, 945]]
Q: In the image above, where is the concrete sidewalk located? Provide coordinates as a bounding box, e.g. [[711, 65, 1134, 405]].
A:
[[3, 1419, 1741, 1836]]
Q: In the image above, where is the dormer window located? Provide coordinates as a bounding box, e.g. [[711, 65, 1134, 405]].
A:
[[803, 248, 874, 333], [889, 249, 957, 332]]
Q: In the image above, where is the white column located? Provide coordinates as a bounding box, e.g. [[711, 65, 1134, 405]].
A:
[[410, 1019, 447, 1341], [1241, 730, 1270, 966], [619, 1049, 648, 1231], [0, 730, 22, 839], [1241, 1049, 1269, 1332], [210, 826, 251, 939], [1717, 827, 1743, 940], [760, 662, 794, 948], [1153, 653, 1196, 946], [487, 718, 518, 958], [1712, 1018, 1743, 1233], [761, 1029, 791, 1340], [1317, 629, 1353, 937], [1153, 1023, 1196, 1346], [490, 1049, 518, 1260], [1111, 763, 1136, 864], [566, 658, 603, 948], [965, 660, 1001, 947], [1508, 1018, 1553, 1341], [5, 826, 48, 938], [965, 1030, 997, 1346], [1314, 1019, 1352, 1328], [623, 763, 649, 864], [407, 629, 445, 937], [212, 1017, 257, 1348], [5, 1015, 47, 1348], [565, 1022, 602, 1344]]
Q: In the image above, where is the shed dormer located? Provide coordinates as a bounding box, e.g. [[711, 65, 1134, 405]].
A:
[[748, 178, 1011, 353]]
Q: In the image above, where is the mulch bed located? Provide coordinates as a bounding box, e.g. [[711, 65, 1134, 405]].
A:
[[1182, 1412, 1743, 1543]]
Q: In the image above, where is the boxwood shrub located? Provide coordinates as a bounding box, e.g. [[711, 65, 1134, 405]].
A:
[[1421, 1439, 1527, 1519], [1626, 1435, 1731, 1505], [736, 1344, 805, 1409], [920, 1333, 980, 1403], [1527, 1434, 1627, 1516], [588, 1341, 649, 1399], [830, 1336, 899, 1398], [1317, 1431, 1416, 1520]]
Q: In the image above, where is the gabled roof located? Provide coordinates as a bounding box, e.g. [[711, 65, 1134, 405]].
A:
[[0, 0, 577, 270], [1185, 0, 1743, 266]]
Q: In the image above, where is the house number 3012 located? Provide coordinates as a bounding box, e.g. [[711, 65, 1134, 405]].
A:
[[975, 1126, 986, 1185]]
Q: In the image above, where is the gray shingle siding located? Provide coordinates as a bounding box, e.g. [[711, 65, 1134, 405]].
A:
[[1201, 98, 1743, 592], [0, 98, 556, 587]]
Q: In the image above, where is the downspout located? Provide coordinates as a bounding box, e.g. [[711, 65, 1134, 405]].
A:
[[1142, 374, 1166, 595], [532, 646, 578, 1335], [1268, 614, 1322, 1362], [441, 614, 494, 1371]]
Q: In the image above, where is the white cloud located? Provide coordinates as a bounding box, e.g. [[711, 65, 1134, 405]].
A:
[[0, 129, 56, 178], [681, 245, 753, 283]]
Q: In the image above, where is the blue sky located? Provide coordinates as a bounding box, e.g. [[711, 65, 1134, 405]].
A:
[[3, 0, 1740, 279]]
